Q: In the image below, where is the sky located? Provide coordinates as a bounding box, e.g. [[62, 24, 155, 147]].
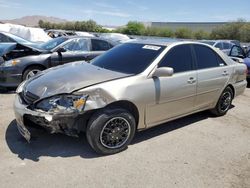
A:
[[0, 0, 249, 26]]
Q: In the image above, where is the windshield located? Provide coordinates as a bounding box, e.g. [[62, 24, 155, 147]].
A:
[[92, 43, 165, 74], [4, 32, 30, 43], [201, 41, 216, 46], [39, 37, 67, 50]]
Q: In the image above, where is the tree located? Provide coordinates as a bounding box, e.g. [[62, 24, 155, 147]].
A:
[[239, 23, 250, 42], [210, 19, 246, 40], [122, 21, 145, 35]]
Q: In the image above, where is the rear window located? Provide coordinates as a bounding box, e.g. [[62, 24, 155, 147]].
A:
[[193, 44, 220, 69], [92, 43, 165, 74]]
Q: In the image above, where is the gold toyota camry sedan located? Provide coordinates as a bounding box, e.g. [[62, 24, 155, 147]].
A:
[[14, 40, 247, 155]]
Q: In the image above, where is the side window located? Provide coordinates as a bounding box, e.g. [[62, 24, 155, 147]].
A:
[[91, 39, 112, 51], [223, 42, 230, 50], [194, 44, 220, 69], [215, 42, 223, 50], [159, 44, 193, 73], [63, 39, 89, 51]]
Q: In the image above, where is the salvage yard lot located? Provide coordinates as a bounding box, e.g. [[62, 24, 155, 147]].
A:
[[0, 87, 250, 188]]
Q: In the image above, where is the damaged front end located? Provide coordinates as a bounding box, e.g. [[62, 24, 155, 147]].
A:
[[14, 82, 93, 141]]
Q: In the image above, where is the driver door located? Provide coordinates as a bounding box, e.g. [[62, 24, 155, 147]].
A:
[[50, 38, 91, 66], [146, 44, 197, 127]]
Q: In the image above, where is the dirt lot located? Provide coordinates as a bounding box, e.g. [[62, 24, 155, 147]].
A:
[[0, 87, 250, 188]]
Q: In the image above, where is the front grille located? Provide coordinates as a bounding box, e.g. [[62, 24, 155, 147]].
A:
[[21, 90, 40, 104]]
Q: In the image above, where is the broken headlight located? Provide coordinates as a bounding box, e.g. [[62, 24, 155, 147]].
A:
[[36, 94, 88, 113]]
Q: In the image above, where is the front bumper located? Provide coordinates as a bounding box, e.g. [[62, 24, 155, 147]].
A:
[[0, 66, 22, 88], [14, 94, 88, 142]]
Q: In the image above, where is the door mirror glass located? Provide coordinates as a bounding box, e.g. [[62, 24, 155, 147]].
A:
[[152, 67, 174, 78], [229, 45, 245, 58]]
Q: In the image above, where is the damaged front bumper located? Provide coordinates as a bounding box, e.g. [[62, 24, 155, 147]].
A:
[[14, 94, 90, 142]]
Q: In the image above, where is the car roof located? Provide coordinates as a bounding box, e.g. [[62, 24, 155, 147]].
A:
[[128, 39, 209, 47], [201, 39, 234, 43], [58, 35, 121, 45], [127, 38, 182, 46]]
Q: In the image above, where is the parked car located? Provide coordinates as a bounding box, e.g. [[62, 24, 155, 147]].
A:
[[200, 40, 235, 55], [228, 45, 250, 81], [0, 36, 116, 88], [14, 41, 247, 155], [46, 29, 76, 38]]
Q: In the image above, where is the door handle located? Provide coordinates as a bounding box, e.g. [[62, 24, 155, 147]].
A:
[[222, 71, 229, 76], [187, 77, 196, 84]]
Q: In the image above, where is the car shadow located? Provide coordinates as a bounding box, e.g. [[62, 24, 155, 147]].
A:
[[5, 120, 101, 161], [5, 109, 220, 161], [0, 88, 16, 94], [132, 111, 211, 144]]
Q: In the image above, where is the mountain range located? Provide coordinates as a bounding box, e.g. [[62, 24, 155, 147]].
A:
[[0, 15, 68, 27]]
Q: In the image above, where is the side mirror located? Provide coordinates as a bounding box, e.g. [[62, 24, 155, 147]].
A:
[[57, 47, 66, 53], [152, 67, 174, 78]]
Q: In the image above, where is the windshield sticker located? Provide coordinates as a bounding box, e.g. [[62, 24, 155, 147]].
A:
[[142, 45, 161, 51]]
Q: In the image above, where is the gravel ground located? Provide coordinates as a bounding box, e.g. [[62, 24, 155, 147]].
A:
[[0, 87, 249, 188]]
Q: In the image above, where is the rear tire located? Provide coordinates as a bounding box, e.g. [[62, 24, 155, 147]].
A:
[[22, 66, 44, 81], [210, 87, 233, 116], [86, 108, 136, 155]]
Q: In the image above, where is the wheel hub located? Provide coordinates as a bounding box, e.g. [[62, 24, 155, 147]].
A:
[[220, 91, 232, 112], [100, 117, 131, 149]]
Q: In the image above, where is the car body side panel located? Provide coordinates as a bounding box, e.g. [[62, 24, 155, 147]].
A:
[[145, 71, 197, 127], [195, 66, 232, 110]]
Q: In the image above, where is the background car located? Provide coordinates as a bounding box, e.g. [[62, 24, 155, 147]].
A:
[[0, 36, 117, 88], [14, 41, 247, 155], [200, 40, 235, 55], [228, 45, 250, 81]]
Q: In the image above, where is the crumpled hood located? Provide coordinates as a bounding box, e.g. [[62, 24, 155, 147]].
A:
[[24, 61, 129, 99], [0, 43, 16, 56], [0, 42, 46, 57]]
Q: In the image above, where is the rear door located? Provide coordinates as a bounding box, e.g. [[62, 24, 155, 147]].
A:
[[146, 44, 197, 126], [192, 44, 231, 110], [50, 38, 91, 66]]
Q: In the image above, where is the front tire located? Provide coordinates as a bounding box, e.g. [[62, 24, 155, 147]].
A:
[[210, 87, 233, 116], [86, 108, 136, 155]]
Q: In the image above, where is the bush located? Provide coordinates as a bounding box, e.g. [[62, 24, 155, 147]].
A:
[[144, 27, 174, 37], [121, 21, 145, 35], [210, 19, 246, 41], [194, 30, 210, 40], [38, 19, 105, 32], [174, 28, 193, 39]]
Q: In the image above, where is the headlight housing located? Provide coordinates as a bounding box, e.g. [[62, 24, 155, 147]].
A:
[[1, 59, 21, 67], [36, 94, 88, 113], [16, 80, 27, 93]]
